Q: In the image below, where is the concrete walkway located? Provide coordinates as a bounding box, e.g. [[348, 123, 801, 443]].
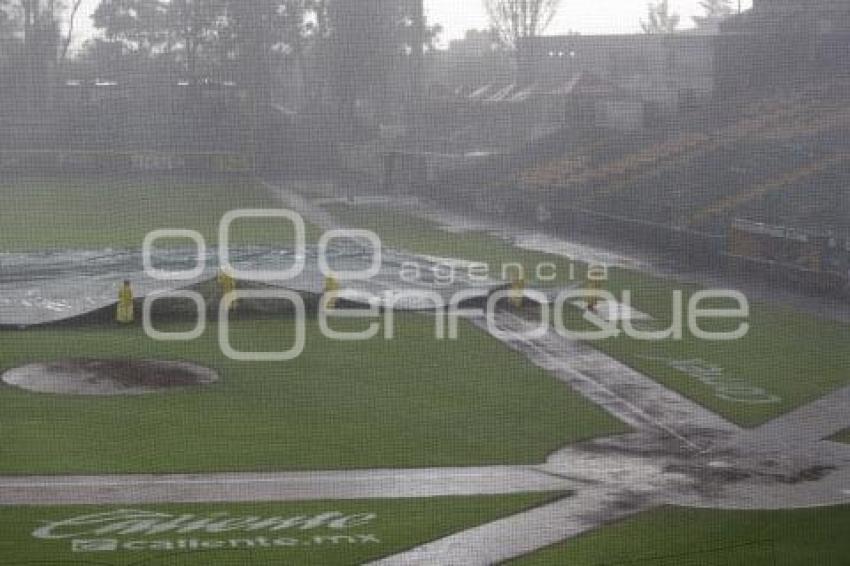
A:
[[369, 488, 654, 566], [0, 467, 576, 506]]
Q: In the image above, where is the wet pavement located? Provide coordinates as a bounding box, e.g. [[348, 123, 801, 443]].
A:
[[370, 487, 656, 566], [0, 467, 575, 506]]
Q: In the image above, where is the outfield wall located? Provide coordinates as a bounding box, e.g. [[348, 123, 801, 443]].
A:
[[0, 150, 253, 174], [547, 208, 849, 295], [414, 177, 850, 297]]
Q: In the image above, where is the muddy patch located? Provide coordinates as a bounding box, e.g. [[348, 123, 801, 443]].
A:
[[1, 359, 219, 396]]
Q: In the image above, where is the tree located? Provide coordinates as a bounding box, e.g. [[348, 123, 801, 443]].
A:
[[0, 0, 15, 39], [0, 1, 89, 105], [323, 0, 439, 125], [699, 0, 732, 18], [166, 0, 228, 80], [0, 1, 89, 63], [95, 0, 307, 82], [693, 0, 732, 30], [59, 0, 84, 61], [483, 0, 562, 49], [92, 0, 171, 57], [94, 0, 228, 79], [218, 0, 312, 89], [13, 1, 61, 106], [0, 1, 76, 56], [76, 37, 131, 74], [641, 0, 679, 35], [217, 1, 313, 160], [21, 1, 60, 55], [325, 0, 396, 121]]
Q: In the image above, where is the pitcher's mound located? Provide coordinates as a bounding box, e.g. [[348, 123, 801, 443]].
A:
[[1, 359, 219, 396]]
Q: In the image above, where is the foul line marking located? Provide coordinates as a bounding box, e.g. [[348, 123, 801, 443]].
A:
[[494, 313, 706, 453], [0, 468, 567, 491], [533, 343, 705, 453]]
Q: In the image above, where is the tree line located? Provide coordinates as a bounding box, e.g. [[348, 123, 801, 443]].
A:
[[0, 0, 442, 122], [0, 0, 738, 117]]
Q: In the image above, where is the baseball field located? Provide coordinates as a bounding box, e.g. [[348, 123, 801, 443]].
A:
[[1, 176, 848, 565]]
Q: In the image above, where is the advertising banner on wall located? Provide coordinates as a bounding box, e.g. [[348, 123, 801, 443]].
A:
[[0, 151, 252, 174]]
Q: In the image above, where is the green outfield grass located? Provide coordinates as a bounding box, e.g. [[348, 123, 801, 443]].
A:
[[0, 315, 624, 474], [511, 504, 850, 566], [329, 204, 850, 427], [566, 273, 850, 427], [0, 176, 319, 251], [0, 492, 564, 566], [326, 204, 585, 287]]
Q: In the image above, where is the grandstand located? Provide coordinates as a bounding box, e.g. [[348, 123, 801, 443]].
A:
[[402, 75, 850, 293], [514, 79, 850, 243]]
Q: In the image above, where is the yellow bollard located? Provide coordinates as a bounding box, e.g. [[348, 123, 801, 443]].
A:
[[116, 280, 134, 324], [218, 268, 238, 311], [324, 276, 340, 310]]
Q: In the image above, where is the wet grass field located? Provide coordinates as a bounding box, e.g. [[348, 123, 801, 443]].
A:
[[330, 204, 850, 427], [0, 176, 319, 251], [0, 315, 624, 474], [512, 504, 850, 566], [3, 180, 848, 566], [0, 493, 563, 566]]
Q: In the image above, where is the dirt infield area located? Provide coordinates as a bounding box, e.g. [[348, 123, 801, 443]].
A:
[[1, 359, 219, 396]]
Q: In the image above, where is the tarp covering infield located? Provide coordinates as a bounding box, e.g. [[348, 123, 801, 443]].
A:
[[0, 243, 504, 327]]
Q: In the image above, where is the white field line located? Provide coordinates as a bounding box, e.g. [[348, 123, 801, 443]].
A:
[[525, 340, 705, 453], [368, 488, 652, 566], [492, 312, 706, 453], [1, 477, 355, 489], [0, 467, 554, 490]]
